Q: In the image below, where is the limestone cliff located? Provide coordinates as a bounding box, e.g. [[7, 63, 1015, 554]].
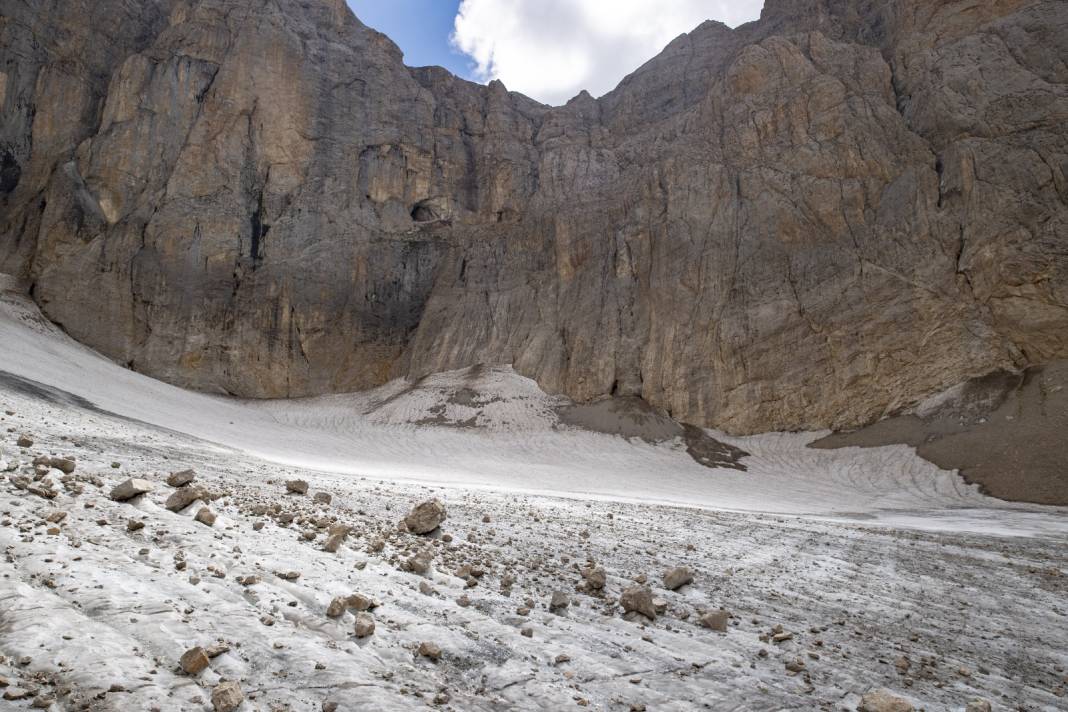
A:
[[1, 0, 1065, 434]]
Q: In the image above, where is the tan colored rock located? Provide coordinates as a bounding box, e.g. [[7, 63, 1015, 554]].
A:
[[179, 646, 210, 675], [418, 641, 442, 660], [326, 597, 347, 618], [211, 680, 243, 712], [49, 457, 75, 474], [323, 523, 350, 553], [857, 690, 914, 712], [620, 585, 657, 620], [404, 499, 446, 535], [583, 566, 606, 590], [354, 612, 375, 638], [110, 478, 154, 502], [165, 486, 208, 512], [16, 435, 33, 448], [349, 593, 375, 611], [194, 507, 217, 527], [662, 566, 693, 591], [167, 469, 196, 487], [286, 480, 308, 495], [699, 609, 729, 632]]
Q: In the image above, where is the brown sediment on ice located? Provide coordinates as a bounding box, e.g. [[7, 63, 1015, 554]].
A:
[[557, 397, 748, 471], [811, 362, 1068, 506]]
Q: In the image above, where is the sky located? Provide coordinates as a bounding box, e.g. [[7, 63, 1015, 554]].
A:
[[347, 0, 765, 106]]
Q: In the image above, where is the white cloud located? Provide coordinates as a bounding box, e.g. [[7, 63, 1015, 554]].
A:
[[451, 0, 765, 105]]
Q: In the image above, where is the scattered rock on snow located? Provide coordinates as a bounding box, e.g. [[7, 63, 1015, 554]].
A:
[[167, 469, 196, 487], [179, 646, 210, 675], [326, 597, 347, 618], [662, 566, 693, 591], [857, 690, 914, 712], [211, 680, 244, 712], [404, 498, 446, 534], [620, 585, 657, 620], [16, 435, 33, 448], [418, 641, 442, 660], [549, 591, 570, 611], [965, 701, 992, 712], [49, 457, 76, 474], [354, 612, 375, 638], [346, 593, 375, 611], [110, 478, 154, 502], [195, 507, 217, 526], [165, 485, 208, 512], [583, 566, 606, 591], [286, 479, 309, 495], [699, 609, 730, 632], [3, 688, 32, 701], [323, 523, 350, 553]]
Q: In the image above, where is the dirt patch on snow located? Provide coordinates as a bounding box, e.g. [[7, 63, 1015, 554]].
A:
[[558, 397, 748, 471], [811, 362, 1068, 506]]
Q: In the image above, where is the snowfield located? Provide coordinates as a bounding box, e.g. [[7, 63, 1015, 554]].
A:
[[0, 287, 1066, 711]]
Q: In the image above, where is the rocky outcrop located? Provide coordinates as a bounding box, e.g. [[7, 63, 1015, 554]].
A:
[[1, 0, 1065, 434]]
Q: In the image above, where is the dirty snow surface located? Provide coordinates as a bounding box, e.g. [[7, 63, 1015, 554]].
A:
[[0, 290, 1066, 712]]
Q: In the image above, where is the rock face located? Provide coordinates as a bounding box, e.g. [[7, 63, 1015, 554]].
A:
[[2, 0, 1066, 434]]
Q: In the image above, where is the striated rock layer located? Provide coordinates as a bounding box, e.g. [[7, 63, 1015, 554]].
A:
[[1, 0, 1065, 434]]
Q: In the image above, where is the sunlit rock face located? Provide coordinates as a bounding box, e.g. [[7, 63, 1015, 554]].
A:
[[1, 0, 1065, 434]]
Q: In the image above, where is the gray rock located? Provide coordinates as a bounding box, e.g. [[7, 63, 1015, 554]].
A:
[[110, 478, 154, 502], [167, 469, 196, 487], [620, 585, 657, 620], [165, 486, 208, 513], [662, 566, 693, 591], [583, 566, 606, 590], [194, 507, 217, 527], [699, 609, 729, 632], [285, 480, 308, 495]]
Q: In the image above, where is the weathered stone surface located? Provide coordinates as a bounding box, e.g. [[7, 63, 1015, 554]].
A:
[[404, 499, 446, 535], [179, 646, 210, 675], [211, 680, 243, 712], [662, 566, 693, 591], [857, 690, 914, 712], [620, 585, 657, 620], [194, 507, 217, 526], [353, 612, 375, 638], [110, 478, 154, 502], [3, 0, 1066, 437], [699, 609, 730, 632], [167, 469, 196, 487], [165, 486, 208, 513]]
